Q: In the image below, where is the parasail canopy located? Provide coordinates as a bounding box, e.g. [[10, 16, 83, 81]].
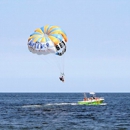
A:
[[27, 25, 67, 56]]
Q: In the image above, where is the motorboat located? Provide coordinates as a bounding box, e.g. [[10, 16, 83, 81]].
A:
[[78, 92, 104, 105]]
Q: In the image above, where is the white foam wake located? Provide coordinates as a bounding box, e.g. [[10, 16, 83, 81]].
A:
[[22, 105, 42, 108], [99, 103, 107, 105], [45, 103, 78, 106]]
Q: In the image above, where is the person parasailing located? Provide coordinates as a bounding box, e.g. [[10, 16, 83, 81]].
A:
[[59, 73, 65, 82], [59, 76, 64, 82]]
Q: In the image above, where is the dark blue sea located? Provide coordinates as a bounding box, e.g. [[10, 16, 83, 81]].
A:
[[0, 93, 130, 130]]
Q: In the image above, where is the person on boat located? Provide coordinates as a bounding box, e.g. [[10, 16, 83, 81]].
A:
[[91, 94, 95, 99], [92, 96, 95, 99], [59, 76, 64, 82], [83, 97, 87, 101]]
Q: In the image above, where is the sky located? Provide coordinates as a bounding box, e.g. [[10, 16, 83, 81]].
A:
[[0, 0, 130, 92]]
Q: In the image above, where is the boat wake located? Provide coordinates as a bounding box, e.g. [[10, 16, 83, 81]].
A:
[[22, 103, 78, 108], [45, 103, 78, 106], [22, 103, 107, 108], [22, 105, 42, 108], [99, 103, 107, 105]]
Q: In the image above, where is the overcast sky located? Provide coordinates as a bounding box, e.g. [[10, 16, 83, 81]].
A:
[[0, 0, 130, 92]]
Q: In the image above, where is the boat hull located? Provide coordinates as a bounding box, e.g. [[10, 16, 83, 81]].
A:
[[78, 99, 104, 105]]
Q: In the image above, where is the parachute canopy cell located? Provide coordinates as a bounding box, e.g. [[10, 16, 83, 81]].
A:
[[27, 25, 67, 56]]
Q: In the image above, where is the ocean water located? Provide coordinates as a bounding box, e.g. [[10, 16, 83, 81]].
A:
[[0, 93, 130, 130]]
